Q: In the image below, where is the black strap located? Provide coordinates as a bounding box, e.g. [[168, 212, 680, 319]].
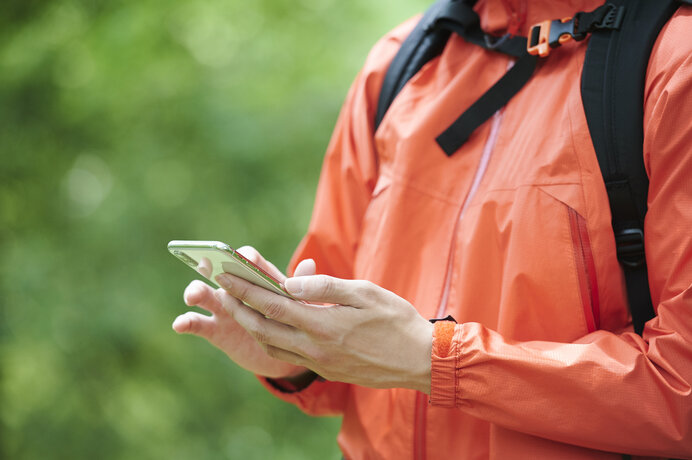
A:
[[581, 0, 679, 335], [375, 0, 537, 154], [427, 2, 539, 156], [573, 3, 626, 38], [428, 3, 538, 156], [430, 2, 527, 58], [436, 52, 536, 155], [375, 0, 455, 131]]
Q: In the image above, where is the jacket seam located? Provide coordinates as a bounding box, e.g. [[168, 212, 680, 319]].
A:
[[454, 327, 460, 409], [385, 170, 470, 206]]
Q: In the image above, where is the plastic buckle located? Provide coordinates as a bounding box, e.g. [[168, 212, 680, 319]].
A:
[[615, 228, 646, 269], [596, 4, 625, 30], [527, 17, 576, 57]]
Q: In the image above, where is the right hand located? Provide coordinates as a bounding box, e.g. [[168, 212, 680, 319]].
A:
[[172, 246, 316, 379]]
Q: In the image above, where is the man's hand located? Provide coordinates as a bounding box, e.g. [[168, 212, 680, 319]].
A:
[[214, 272, 433, 393], [172, 246, 316, 379]]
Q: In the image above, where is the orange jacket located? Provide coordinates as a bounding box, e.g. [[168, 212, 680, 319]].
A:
[[261, 0, 692, 458]]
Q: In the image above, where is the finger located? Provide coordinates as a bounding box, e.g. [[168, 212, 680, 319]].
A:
[[184, 280, 223, 315], [172, 311, 217, 338], [227, 297, 306, 355], [197, 257, 212, 278], [293, 258, 316, 277], [215, 273, 316, 329], [264, 345, 311, 368], [284, 275, 375, 306], [237, 245, 286, 283]]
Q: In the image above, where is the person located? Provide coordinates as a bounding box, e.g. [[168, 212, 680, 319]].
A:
[[172, 0, 692, 458]]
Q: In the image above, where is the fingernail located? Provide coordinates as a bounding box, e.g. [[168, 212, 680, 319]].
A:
[[284, 277, 303, 296], [215, 274, 231, 289]]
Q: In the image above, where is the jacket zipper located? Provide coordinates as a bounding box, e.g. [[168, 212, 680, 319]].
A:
[[568, 207, 600, 332], [413, 106, 506, 460], [435, 108, 505, 318]]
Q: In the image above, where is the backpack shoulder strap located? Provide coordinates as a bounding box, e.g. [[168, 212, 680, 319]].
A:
[[375, 0, 536, 153], [581, 0, 680, 335], [374, 0, 455, 132]]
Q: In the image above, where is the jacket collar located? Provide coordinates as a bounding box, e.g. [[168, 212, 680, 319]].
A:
[[476, 0, 605, 36]]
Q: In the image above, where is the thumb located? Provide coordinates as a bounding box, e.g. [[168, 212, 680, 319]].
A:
[[293, 258, 316, 277], [284, 275, 370, 306]]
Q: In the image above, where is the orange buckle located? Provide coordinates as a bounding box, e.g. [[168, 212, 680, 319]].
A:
[[527, 17, 575, 57]]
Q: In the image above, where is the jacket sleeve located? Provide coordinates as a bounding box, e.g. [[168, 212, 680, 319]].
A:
[[256, 18, 418, 417], [430, 10, 692, 458]]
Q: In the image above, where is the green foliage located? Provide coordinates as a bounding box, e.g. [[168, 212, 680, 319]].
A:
[[0, 0, 429, 458]]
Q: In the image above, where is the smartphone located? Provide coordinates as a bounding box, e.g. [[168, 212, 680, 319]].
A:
[[167, 240, 294, 299]]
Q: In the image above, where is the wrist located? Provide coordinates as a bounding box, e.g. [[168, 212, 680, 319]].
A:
[[411, 319, 434, 394]]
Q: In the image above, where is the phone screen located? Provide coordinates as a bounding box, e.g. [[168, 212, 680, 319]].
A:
[[167, 240, 294, 299]]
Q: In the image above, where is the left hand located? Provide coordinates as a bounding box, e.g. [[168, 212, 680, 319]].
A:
[[172, 247, 317, 379], [214, 272, 433, 393]]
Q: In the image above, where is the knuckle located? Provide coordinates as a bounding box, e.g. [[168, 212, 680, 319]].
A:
[[214, 290, 231, 311], [357, 280, 386, 304], [264, 344, 279, 359], [213, 287, 226, 302], [223, 299, 236, 318], [352, 280, 372, 299], [362, 280, 378, 292], [317, 275, 337, 299], [310, 348, 329, 366], [186, 315, 200, 334], [227, 302, 239, 321], [262, 300, 284, 321], [310, 324, 331, 342], [251, 322, 269, 345], [234, 283, 252, 303]]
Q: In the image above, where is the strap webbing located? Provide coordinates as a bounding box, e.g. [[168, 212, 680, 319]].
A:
[[425, 1, 538, 156], [573, 3, 625, 38], [436, 52, 536, 155], [374, 0, 454, 130], [581, 0, 679, 335], [432, 4, 527, 58], [375, 0, 538, 154]]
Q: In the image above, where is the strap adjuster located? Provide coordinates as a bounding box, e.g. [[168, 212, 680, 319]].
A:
[[527, 4, 625, 57], [615, 228, 646, 269], [527, 17, 581, 57]]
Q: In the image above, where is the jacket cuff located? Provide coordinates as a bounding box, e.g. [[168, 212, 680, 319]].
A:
[[263, 371, 320, 393], [257, 373, 326, 405], [430, 320, 459, 407]]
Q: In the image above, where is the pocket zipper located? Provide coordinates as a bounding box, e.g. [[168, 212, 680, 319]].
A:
[[568, 207, 600, 332]]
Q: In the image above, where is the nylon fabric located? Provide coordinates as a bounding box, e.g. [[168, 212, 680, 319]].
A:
[[259, 1, 692, 458], [435, 51, 536, 155]]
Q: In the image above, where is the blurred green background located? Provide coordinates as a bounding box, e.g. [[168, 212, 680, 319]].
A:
[[0, 0, 426, 458]]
